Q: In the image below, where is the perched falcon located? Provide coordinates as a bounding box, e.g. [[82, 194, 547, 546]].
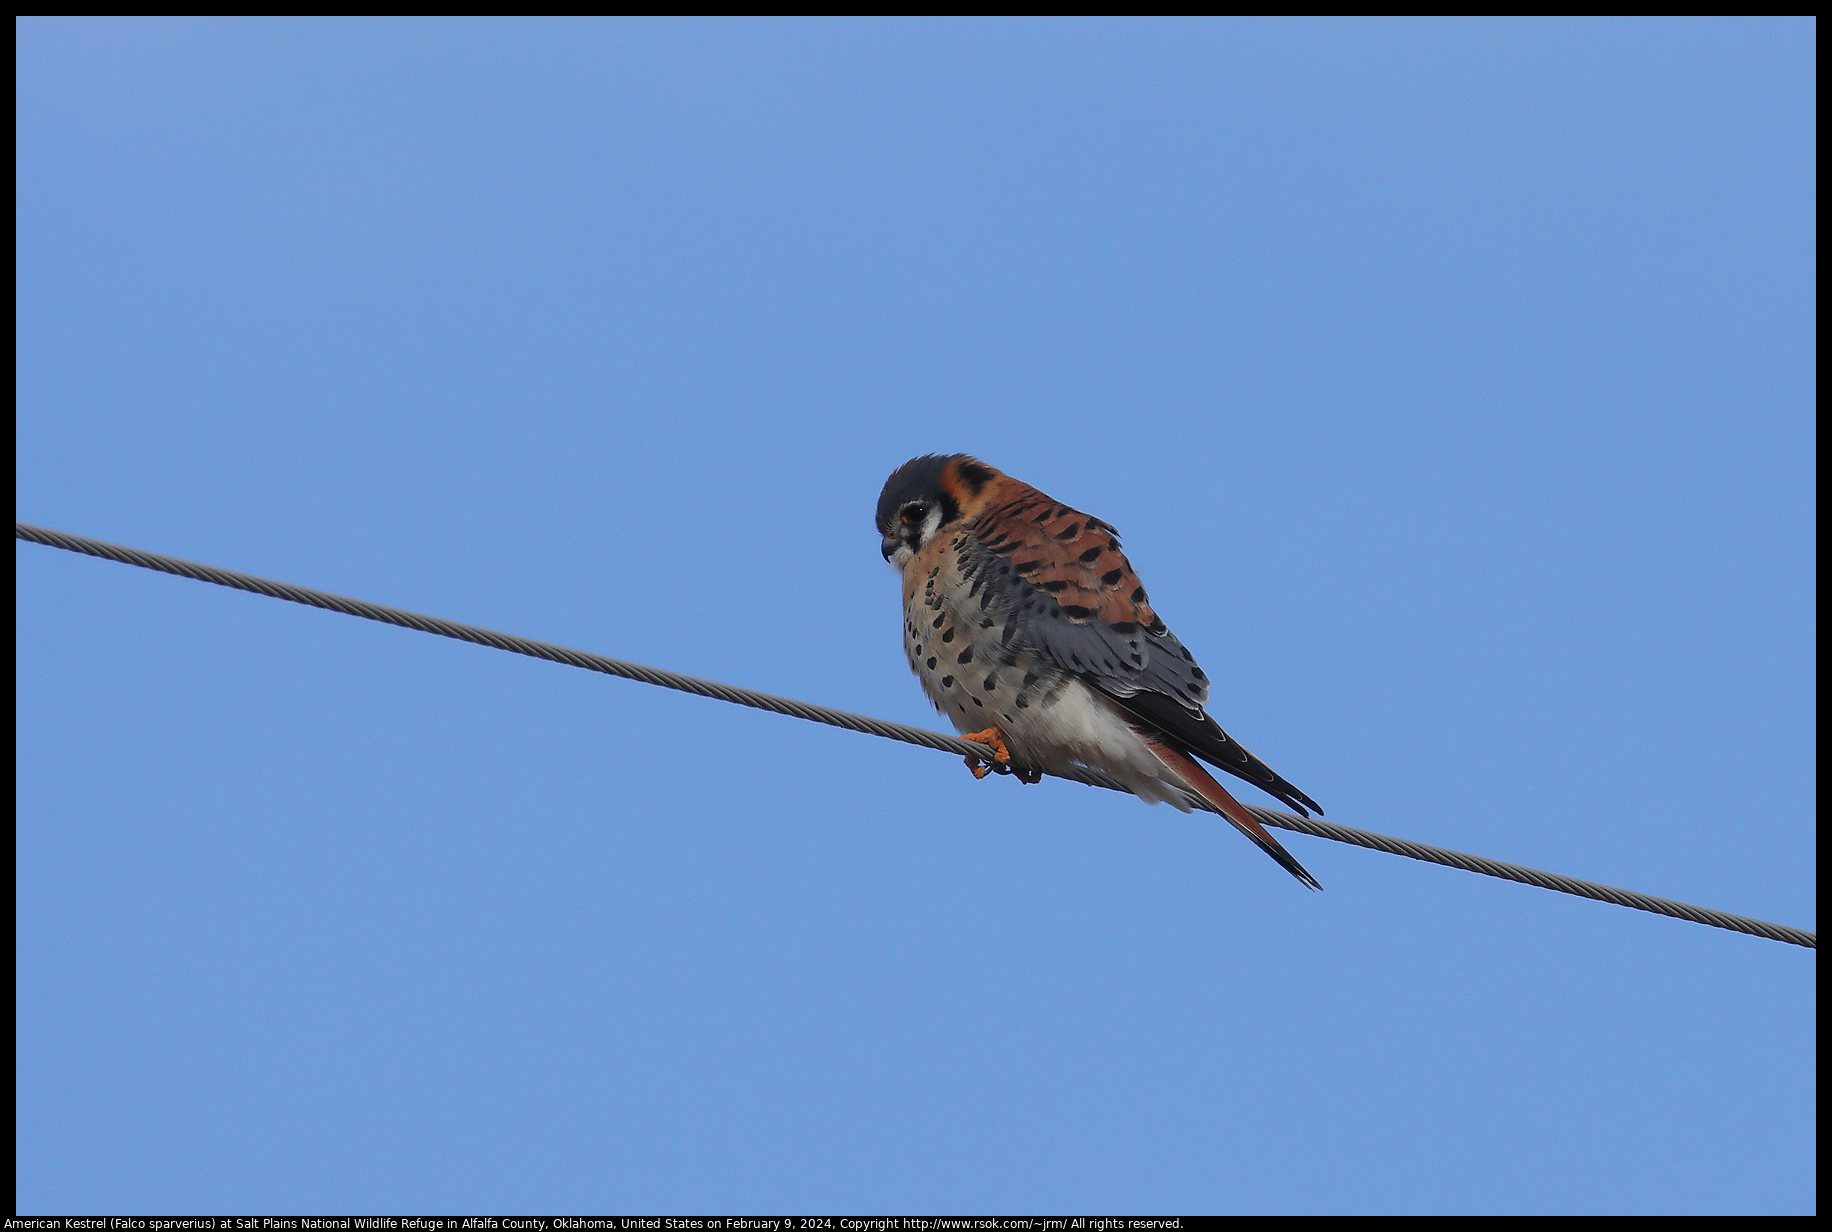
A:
[[877, 454, 1323, 888]]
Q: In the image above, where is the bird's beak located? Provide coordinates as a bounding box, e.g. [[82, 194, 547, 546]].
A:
[[880, 534, 900, 561]]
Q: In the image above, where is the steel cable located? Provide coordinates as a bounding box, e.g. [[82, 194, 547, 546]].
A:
[[17, 521, 1816, 950]]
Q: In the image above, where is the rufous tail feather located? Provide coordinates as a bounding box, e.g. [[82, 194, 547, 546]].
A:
[[1142, 735, 1322, 890]]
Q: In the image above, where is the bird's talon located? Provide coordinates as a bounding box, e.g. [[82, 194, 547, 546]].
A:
[[961, 726, 1012, 764], [960, 727, 1014, 781]]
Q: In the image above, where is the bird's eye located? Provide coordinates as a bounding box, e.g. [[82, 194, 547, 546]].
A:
[[900, 504, 926, 526]]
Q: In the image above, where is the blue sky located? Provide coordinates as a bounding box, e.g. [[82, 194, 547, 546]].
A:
[[16, 17, 1814, 1214]]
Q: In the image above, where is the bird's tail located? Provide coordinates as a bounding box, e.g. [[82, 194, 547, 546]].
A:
[[1142, 735, 1322, 890]]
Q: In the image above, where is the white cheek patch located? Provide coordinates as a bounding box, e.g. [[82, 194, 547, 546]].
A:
[[920, 504, 945, 542]]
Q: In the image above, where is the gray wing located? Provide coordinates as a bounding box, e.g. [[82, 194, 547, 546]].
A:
[[958, 498, 1323, 817]]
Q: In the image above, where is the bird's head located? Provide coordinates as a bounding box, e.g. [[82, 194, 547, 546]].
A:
[[876, 453, 1001, 568]]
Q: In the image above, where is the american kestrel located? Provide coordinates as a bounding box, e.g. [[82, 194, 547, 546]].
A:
[[877, 454, 1323, 888]]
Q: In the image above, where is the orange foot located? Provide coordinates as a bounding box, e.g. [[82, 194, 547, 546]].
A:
[[960, 726, 1011, 780], [959, 727, 1044, 785]]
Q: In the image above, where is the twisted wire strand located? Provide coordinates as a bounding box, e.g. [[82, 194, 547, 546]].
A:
[[17, 521, 1815, 950]]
